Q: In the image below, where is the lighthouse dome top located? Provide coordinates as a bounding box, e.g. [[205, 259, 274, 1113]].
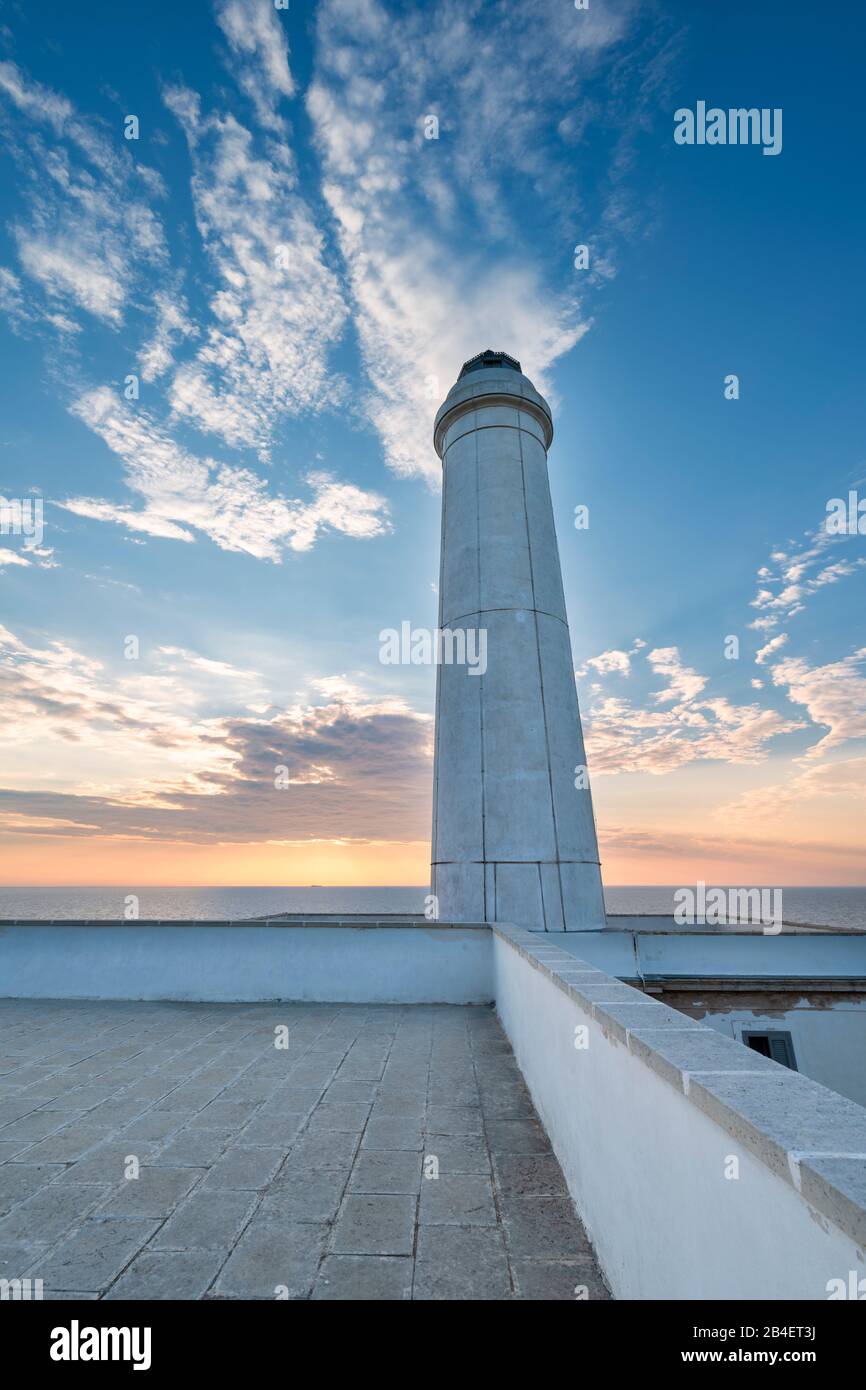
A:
[[434, 351, 553, 457], [458, 349, 522, 378]]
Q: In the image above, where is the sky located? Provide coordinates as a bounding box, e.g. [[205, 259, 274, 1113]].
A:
[[0, 0, 864, 889]]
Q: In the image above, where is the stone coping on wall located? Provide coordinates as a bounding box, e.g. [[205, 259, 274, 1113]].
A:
[[604, 914, 865, 936], [492, 921, 866, 1251], [640, 976, 866, 992], [0, 918, 488, 929], [5, 915, 859, 934]]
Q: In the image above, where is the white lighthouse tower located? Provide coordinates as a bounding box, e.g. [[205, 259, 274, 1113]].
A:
[[430, 350, 606, 931]]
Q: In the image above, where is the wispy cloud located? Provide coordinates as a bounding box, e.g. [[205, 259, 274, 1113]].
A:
[[163, 80, 347, 458], [0, 60, 167, 330], [755, 631, 788, 665], [61, 387, 391, 559], [0, 263, 81, 337], [719, 756, 866, 830], [580, 633, 866, 778], [307, 0, 672, 483], [138, 287, 198, 383], [214, 0, 295, 132], [581, 644, 805, 776], [577, 648, 633, 678], [0, 548, 31, 568], [749, 506, 866, 631], [576, 639, 644, 678], [648, 646, 708, 704], [599, 820, 865, 874], [768, 647, 866, 759]]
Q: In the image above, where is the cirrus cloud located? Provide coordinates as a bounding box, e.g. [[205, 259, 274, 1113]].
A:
[[61, 387, 391, 559]]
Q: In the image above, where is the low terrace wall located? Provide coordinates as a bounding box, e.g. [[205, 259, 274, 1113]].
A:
[[556, 919, 866, 981], [0, 921, 492, 1005], [493, 922, 866, 1300]]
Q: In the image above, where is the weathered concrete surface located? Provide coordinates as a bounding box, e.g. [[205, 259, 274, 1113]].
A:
[[431, 353, 605, 931], [0, 999, 608, 1300]]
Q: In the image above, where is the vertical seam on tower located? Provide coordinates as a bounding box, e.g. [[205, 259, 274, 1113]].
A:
[[476, 418, 487, 922], [431, 415, 449, 877], [520, 416, 561, 932]]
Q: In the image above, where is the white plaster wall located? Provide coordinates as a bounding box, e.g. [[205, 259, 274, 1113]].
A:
[[552, 928, 866, 1106], [0, 925, 493, 1004], [493, 934, 866, 1300], [703, 1002, 866, 1109], [555, 925, 866, 978]]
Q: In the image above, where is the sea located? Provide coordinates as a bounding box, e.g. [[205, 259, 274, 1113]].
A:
[[0, 885, 864, 929]]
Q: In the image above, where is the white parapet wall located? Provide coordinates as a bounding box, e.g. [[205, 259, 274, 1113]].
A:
[[554, 918, 866, 979], [493, 922, 866, 1300], [0, 922, 493, 1005]]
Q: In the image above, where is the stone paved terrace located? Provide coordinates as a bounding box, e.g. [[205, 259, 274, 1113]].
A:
[[0, 1000, 609, 1300]]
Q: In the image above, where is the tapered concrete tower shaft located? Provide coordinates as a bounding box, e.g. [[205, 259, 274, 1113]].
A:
[[431, 350, 605, 931]]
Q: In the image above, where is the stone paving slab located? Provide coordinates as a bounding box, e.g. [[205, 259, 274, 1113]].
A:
[[0, 1000, 610, 1300]]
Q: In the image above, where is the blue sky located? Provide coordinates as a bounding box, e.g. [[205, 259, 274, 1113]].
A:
[[0, 0, 864, 886]]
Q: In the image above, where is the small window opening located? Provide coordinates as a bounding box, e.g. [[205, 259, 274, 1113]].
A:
[[742, 1030, 797, 1070]]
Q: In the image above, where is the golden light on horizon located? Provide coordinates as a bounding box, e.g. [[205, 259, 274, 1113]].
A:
[[0, 836, 433, 887], [2, 829, 864, 888]]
